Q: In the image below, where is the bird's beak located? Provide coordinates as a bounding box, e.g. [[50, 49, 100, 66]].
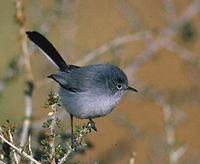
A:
[[127, 86, 138, 92]]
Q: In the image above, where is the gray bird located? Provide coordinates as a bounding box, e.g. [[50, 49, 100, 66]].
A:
[[26, 31, 137, 147]]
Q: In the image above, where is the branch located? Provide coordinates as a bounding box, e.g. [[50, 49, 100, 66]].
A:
[[115, 0, 144, 31], [28, 136, 34, 164], [0, 128, 41, 164], [129, 152, 136, 164], [15, 0, 34, 151], [20, 87, 33, 147], [137, 84, 187, 163], [164, 39, 199, 62], [8, 129, 19, 163], [170, 145, 188, 164], [0, 160, 6, 164], [49, 104, 57, 164], [76, 31, 151, 66], [58, 148, 72, 164], [163, 0, 176, 23]]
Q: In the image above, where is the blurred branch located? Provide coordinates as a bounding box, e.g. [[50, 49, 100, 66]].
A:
[[139, 85, 187, 163], [129, 152, 136, 164], [115, 0, 153, 45], [126, 0, 200, 76], [163, 0, 176, 23], [15, 1, 34, 163], [38, 0, 64, 34], [112, 113, 142, 138], [115, 0, 144, 31], [1, 0, 65, 94], [15, 0, 33, 80], [20, 82, 34, 148], [73, 31, 150, 66], [164, 39, 199, 62], [0, 0, 64, 97], [170, 145, 188, 164], [0, 128, 41, 164]]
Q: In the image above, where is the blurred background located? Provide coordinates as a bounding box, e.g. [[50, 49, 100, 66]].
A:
[[0, 0, 200, 163]]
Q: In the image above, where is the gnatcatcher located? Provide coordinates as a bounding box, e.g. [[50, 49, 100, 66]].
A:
[[26, 31, 137, 146]]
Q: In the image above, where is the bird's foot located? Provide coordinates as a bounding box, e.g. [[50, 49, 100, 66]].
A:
[[87, 119, 97, 131]]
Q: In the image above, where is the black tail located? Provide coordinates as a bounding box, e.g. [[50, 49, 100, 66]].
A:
[[26, 31, 67, 70]]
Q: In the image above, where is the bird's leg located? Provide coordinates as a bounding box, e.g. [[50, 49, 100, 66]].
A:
[[87, 118, 97, 131], [70, 114, 74, 148]]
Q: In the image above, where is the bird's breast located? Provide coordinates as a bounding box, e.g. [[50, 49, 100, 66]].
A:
[[59, 89, 124, 119]]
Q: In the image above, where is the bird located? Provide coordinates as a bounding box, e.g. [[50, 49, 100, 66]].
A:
[[26, 31, 137, 147]]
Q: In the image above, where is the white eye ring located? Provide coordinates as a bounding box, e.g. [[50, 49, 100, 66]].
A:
[[117, 84, 122, 90]]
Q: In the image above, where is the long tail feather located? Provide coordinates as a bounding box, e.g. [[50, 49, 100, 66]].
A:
[[26, 31, 67, 70]]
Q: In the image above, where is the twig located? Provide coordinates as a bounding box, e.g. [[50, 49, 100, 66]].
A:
[[0, 128, 41, 164], [28, 136, 34, 164], [58, 148, 72, 164], [170, 145, 187, 164], [129, 152, 136, 164], [8, 129, 19, 163]]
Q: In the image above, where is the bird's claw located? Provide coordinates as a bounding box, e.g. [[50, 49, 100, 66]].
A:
[[87, 119, 97, 131]]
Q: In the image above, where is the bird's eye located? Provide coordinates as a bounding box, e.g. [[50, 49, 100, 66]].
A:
[[117, 84, 122, 90]]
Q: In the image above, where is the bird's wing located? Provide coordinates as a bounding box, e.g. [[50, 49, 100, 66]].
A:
[[48, 71, 80, 92], [48, 64, 107, 93]]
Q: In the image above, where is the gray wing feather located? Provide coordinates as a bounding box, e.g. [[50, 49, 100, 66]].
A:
[[48, 64, 110, 92]]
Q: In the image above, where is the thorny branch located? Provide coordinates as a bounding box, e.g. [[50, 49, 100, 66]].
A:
[[49, 104, 57, 164]]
